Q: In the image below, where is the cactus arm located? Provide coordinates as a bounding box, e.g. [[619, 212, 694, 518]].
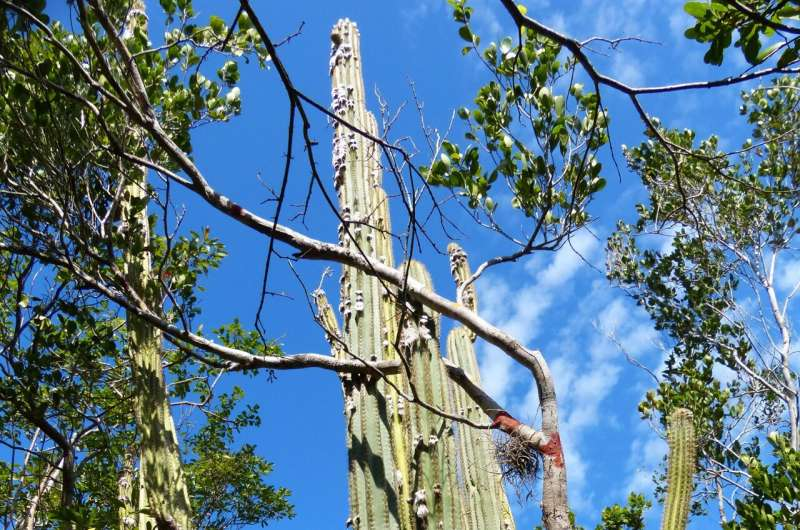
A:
[[312, 289, 344, 357], [660, 408, 696, 530], [448, 243, 478, 320], [399, 260, 466, 530], [446, 243, 515, 529]]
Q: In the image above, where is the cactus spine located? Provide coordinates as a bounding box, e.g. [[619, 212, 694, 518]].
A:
[[660, 408, 696, 530], [447, 244, 515, 530], [327, 19, 515, 529]]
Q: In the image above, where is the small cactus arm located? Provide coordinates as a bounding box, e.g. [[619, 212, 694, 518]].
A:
[[446, 244, 515, 530], [447, 243, 478, 341], [400, 260, 466, 530], [660, 408, 696, 530]]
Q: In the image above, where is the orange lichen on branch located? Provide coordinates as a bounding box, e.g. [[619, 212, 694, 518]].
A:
[[538, 432, 564, 468]]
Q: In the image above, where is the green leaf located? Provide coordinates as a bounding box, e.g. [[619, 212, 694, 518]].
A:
[[684, 2, 710, 18], [209, 15, 225, 36], [756, 42, 782, 62], [499, 36, 513, 54], [159, 0, 176, 14], [739, 29, 762, 65], [777, 46, 798, 68], [589, 177, 606, 193]]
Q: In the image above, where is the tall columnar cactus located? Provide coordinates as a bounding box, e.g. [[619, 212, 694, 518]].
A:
[[660, 408, 696, 530], [330, 18, 401, 530], [326, 18, 516, 530], [447, 244, 515, 530], [121, 3, 193, 529]]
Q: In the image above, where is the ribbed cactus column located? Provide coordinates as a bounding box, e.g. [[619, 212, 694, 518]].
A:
[[400, 261, 465, 530], [330, 19, 400, 530], [328, 18, 519, 530], [117, 447, 135, 530], [446, 244, 515, 530], [120, 3, 192, 529], [660, 408, 696, 530]]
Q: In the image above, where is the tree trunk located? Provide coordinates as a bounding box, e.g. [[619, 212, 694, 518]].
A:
[[540, 387, 570, 530]]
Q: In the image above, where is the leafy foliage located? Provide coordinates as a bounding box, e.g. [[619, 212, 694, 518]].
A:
[[608, 76, 800, 522], [683, 0, 800, 66], [185, 386, 294, 529], [430, 0, 608, 248], [724, 433, 800, 528], [595, 493, 651, 530], [0, 1, 291, 527]]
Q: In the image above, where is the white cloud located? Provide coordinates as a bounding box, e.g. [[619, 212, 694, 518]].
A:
[[480, 346, 517, 403], [624, 427, 667, 494], [611, 52, 645, 87], [776, 257, 800, 293], [547, 12, 567, 34], [525, 277, 658, 511], [400, 0, 439, 27], [471, 219, 665, 520], [563, 440, 591, 511], [477, 230, 601, 404], [464, 0, 504, 39], [536, 231, 600, 287], [668, 10, 692, 43]]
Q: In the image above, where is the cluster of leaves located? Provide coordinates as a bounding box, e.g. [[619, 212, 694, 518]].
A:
[[0, 236, 290, 528], [152, 228, 227, 323], [683, 0, 800, 66], [608, 76, 800, 520], [0, 250, 134, 527], [724, 432, 800, 528], [429, 0, 607, 243], [593, 493, 651, 530], [535, 494, 650, 530], [185, 386, 294, 529], [609, 218, 745, 446], [215, 318, 283, 358]]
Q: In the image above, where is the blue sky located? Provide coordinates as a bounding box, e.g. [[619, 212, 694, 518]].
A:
[[40, 0, 797, 528], [166, 1, 778, 529]]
